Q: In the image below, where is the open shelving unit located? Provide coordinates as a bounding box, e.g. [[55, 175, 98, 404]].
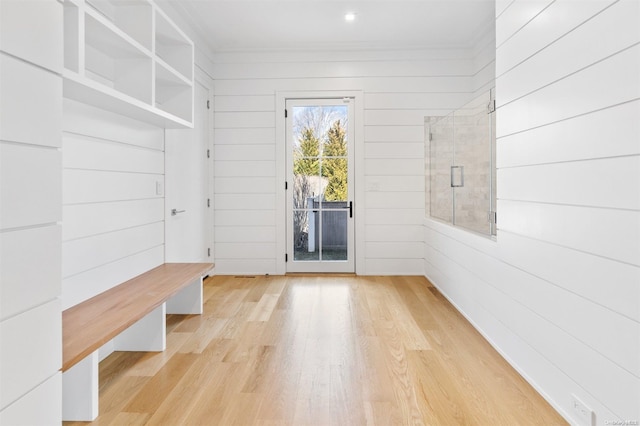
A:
[[63, 0, 194, 128]]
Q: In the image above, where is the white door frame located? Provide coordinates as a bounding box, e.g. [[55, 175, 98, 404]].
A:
[[275, 90, 365, 275]]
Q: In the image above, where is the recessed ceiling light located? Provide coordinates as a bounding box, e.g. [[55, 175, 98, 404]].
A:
[[345, 12, 356, 22]]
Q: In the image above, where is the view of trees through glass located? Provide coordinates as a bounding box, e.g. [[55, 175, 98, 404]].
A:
[[292, 105, 349, 261]]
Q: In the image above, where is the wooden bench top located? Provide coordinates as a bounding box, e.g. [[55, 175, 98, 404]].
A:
[[62, 262, 213, 371]]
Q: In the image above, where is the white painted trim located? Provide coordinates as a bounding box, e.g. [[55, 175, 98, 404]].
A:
[[275, 90, 365, 275]]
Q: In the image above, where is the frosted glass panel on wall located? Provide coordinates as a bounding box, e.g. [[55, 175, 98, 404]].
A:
[[429, 115, 453, 223], [453, 94, 493, 235], [426, 90, 496, 237]]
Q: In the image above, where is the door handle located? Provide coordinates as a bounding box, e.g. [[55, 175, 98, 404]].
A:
[[450, 166, 464, 188], [171, 208, 186, 216], [343, 201, 353, 218]]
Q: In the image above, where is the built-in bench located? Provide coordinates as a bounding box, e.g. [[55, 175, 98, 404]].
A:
[[61, 262, 214, 421]]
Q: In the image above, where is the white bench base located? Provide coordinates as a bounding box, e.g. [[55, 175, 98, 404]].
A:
[[62, 277, 203, 421]]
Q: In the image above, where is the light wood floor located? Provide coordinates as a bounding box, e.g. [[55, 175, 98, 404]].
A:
[[65, 275, 567, 425]]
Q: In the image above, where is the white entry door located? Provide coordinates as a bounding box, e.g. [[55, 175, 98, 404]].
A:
[[285, 98, 355, 273], [165, 78, 212, 262]]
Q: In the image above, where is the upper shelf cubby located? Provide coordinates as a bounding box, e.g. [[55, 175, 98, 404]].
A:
[[85, 0, 152, 51], [62, 0, 194, 128], [155, 8, 193, 81]]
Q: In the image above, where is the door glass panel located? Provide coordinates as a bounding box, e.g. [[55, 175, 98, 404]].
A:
[[321, 209, 348, 261], [429, 115, 453, 223], [288, 102, 352, 270], [294, 207, 319, 261], [453, 96, 491, 235], [426, 90, 496, 237]]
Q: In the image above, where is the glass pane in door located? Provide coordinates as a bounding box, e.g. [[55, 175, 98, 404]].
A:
[[453, 93, 492, 235], [288, 101, 353, 271], [429, 115, 454, 222]]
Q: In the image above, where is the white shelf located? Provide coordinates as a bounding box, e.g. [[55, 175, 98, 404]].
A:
[[62, 0, 193, 128], [155, 8, 193, 81], [155, 61, 192, 123], [85, 0, 152, 50]]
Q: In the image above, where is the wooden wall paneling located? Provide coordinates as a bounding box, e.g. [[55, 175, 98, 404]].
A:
[[497, 100, 640, 168], [477, 282, 638, 420], [214, 127, 275, 145], [63, 169, 162, 204], [0, 225, 61, 321], [366, 242, 424, 259], [365, 92, 473, 110], [215, 242, 277, 259], [211, 48, 471, 65], [425, 224, 639, 376], [213, 259, 277, 275], [214, 95, 275, 112], [0, 55, 62, 147], [214, 144, 276, 161], [364, 175, 424, 193], [363, 125, 424, 142], [365, 192, 424, 209], [214, 76, 472, 96], [63, 100, 164, 151], [215, 78, 357, 96], [497, 231, 640, 322], [212, 48, 478, 275], [0, 373, 61, 425], [365, 142, 424, 159], [365, 258, 424, 276], [214, 111, 275, 128], [495, 0, 514, 18], [495, 0, 554, 47], [498, 0, 639, 105], [0, 0, 62, 72], [365, 208, 424, 226], [214, 194, 276, 210], [472, 63, 495, 94], [498, 156, 640, 210], [466, 284, 623, 424], [364, 159, 424, 176], [62, 222, 164, 278], [214, 226, 276, 243], [0, 300, 61, 410], [498, 45, 640, 136], [215, 210, 277, 227], [213, 160, 275, 177], [62, 199, 164, 241], [214, 177, 276, 194], [497, 200, 640, 266], [496, 0, 619, 75], [365, 109, 451, 126], [213, 58, 473, 80], [63, 134, 164, 174], [0, 143, 61, 229], [365, 225, 424, 242], [61, 246, 164, 310]]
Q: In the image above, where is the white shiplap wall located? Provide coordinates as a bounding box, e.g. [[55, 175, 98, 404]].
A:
[[61, 100, 165, 310], [0, 1, 63, 422], [424, 0, 640, 424], [212, 48, 486, 275]]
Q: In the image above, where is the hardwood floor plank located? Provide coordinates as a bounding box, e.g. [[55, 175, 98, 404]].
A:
[[123, 353, 198, 414], [65, 275, 567, 426]]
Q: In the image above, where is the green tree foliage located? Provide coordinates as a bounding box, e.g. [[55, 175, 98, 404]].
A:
[[292, 119, 348, 202], [322, 120, 347, 201], [293, 127, 320, 176]]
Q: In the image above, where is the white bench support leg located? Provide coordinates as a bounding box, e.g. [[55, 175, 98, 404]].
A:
[[62, 351, 99, 421], [114, 304, 166, 351], [166, 277, 203, 314]]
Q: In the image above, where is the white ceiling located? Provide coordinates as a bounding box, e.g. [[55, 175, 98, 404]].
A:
[[168, 0, 496, 53]]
